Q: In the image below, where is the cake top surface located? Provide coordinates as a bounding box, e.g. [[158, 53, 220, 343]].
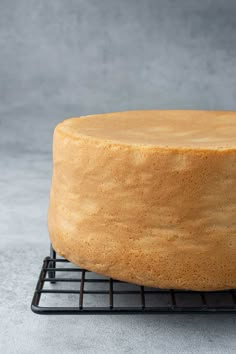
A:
[[57, 110, 236, 150]]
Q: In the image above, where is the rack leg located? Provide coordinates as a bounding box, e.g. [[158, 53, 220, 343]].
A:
[[49, 243, 56, 283]]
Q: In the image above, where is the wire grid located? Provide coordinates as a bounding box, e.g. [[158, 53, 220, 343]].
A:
[[31, 248, 236, 315]]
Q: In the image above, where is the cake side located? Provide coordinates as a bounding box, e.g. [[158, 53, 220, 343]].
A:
[[48, 119, 236, 291]]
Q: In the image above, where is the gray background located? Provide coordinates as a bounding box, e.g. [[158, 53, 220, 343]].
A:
[[0, 1, 236, 353]]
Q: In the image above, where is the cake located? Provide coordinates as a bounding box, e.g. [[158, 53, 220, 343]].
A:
[[48, 110, 236, 290]]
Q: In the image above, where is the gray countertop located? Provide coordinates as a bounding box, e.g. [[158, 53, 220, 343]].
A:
[[0, 152, 235, 354]]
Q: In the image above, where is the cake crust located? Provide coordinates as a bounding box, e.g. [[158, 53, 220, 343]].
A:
[[48, 110, 236, 290]]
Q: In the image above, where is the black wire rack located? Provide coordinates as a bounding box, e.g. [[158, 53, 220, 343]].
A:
[[31, 244, 236, 315]]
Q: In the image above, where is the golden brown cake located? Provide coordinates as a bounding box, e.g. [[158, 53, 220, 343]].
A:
[[48, 110, 236, 290]]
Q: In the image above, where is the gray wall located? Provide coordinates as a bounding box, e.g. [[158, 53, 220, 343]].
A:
[[1, 0, 236, 155]]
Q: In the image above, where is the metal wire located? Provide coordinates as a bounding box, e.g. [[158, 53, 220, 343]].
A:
[[31, 245, 236, 315]]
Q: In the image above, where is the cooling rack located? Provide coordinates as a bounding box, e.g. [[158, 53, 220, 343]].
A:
[[31, 244, 236, 314]]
